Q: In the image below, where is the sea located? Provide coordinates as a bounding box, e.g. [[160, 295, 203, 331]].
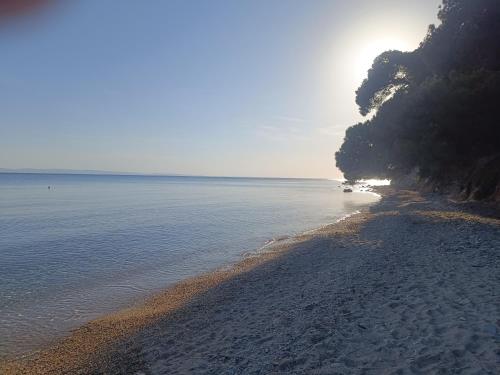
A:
[[0, 173, 380, 357]]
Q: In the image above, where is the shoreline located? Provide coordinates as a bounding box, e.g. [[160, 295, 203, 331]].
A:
[[0, 180, 379, 361], [1, 188, 379, 362], [2, 188, 499, 374], [1, 199, 377, 373]]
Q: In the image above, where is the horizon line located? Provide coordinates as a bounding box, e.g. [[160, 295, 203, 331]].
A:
[[0, 168, 341, 181]]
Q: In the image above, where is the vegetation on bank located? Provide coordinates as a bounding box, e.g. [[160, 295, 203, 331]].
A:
[[335, 0, 500, 200]]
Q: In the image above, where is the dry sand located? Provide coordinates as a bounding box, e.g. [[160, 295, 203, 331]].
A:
[[2, 189, 499, 374]]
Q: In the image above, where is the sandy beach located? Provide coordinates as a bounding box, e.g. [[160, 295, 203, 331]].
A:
[[2, 188, 499, 374]]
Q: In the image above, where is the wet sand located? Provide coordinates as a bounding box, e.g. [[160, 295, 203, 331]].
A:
[[2, 189, 499, 374]]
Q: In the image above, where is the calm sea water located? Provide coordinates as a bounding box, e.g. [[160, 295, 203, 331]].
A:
[[0, 173, 379, 357]]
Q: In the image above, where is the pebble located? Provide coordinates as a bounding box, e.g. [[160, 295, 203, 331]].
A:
[[483, 324, 497, 336]]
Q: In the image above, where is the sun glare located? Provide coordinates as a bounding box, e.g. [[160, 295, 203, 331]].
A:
[[354, 37, 413, 84]]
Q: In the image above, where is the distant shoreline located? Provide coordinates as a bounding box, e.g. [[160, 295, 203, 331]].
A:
[[3, 188, 498, 373]]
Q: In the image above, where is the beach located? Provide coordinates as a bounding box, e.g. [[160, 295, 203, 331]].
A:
[[2, 188, 499, 374]]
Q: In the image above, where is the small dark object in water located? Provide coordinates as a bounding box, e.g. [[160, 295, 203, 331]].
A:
[[48, 186, 50, 190], [343, 188, 353, 193]]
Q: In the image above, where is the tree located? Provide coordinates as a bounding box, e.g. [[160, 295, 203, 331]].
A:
[[336, 0, 500, 199]]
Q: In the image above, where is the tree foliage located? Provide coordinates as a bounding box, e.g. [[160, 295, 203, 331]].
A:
[[336, 0, 500, 198]]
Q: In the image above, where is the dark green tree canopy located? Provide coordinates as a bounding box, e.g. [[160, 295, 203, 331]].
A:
[[355, 51, 426, 116], [336, 0, 500, 199]]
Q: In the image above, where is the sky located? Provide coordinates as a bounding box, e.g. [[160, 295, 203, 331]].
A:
[[0, 0, 441, 178]]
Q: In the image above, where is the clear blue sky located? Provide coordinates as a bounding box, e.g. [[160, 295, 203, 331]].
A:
[[0, 0, 440, 178]]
